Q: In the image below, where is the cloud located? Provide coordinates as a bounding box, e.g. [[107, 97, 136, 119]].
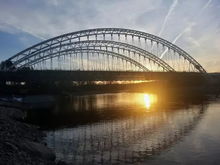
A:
[[158, 0, 178, 36], [0, 0, 160, 38], [202, 0, 213, 10], [160, 22, 195, 58], [159, 0, 217, 61]]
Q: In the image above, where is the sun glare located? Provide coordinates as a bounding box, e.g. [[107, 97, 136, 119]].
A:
[[143, 94, 157, 110]]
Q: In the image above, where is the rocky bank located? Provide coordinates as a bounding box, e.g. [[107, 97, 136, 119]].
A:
[[0, 101, 67, 165]]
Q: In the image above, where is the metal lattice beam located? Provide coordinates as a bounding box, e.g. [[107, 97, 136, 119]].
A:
[[20, 49, 150, 71], [5, 28, 206, 72], [11, 40, 174, 72]]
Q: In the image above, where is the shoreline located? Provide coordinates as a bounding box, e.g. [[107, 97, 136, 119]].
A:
[[0, 101, 68, 165]]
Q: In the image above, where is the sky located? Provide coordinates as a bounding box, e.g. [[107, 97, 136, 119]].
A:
[[0, 0, 219, 72]]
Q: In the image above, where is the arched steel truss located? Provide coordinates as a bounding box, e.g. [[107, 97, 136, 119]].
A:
[[5, 28, 206, 73], [13, 40, 174, 72], [20, 49, 150, 71]]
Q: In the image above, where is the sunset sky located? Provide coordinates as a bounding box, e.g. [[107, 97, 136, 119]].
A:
[[0, 0, 219, 72]]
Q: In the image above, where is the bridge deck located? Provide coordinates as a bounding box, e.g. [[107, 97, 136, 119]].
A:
[[0, 70, 206, 82]]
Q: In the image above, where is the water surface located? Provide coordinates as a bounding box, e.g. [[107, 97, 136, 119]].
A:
[[26, 93, 220, 164]]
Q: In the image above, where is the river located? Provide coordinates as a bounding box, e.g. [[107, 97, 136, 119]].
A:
[[25, 92, 220, 164]]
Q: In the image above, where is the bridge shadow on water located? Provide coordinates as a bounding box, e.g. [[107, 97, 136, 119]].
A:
[[23, 90, 214, 164]]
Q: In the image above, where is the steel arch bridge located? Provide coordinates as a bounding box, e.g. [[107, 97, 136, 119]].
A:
[[1, 28, 206, 73]]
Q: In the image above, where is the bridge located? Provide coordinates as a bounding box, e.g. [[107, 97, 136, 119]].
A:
[[0, 28, 206, 73], [0, 28, 207, 91]]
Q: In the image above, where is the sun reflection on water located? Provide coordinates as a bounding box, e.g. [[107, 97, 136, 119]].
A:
[[143, 93, 158, 110]]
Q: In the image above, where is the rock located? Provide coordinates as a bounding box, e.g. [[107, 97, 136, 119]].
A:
[[0, 107, 25, 120], [21, 140, 56, 161], [4, 142, 18, 152]]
